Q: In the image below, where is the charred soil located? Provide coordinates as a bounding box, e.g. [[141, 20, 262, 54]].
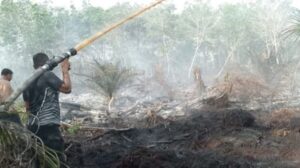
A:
[[64, 107, 300, 168]]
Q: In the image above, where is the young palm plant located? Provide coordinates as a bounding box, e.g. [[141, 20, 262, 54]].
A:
[[0, 121, 60, 168], [83, 60, 136, 117]]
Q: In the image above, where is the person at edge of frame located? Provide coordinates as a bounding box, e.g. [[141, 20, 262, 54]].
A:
[[0, 68, 13, 103]]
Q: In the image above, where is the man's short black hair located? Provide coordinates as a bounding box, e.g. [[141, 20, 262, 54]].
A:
[[33, 53, 49, 69], [1, 68, 13, 76]]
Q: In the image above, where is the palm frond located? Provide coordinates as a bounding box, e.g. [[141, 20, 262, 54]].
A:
[[0, 121, 60, 168], [282, 10, 300, 40]]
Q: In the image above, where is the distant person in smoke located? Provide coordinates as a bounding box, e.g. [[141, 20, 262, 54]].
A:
[[23, 53, 71, 167], [0, 68, 13, 103]]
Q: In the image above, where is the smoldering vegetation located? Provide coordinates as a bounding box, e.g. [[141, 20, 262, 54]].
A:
[[2, 0, 300, 167]]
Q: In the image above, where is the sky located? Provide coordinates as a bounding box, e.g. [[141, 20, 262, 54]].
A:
[[35, 0, 300, 10]]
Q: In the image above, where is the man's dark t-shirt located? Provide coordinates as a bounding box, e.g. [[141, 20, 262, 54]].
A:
[[23, 71, 63, 126]]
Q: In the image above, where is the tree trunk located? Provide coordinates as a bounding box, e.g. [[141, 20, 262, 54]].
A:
[[162, 19, 170, 77], [188, 21, 202, 79], [215, 46, 236, 80]]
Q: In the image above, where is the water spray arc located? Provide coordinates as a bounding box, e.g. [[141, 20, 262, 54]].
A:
[[0, 0, 166, 112]]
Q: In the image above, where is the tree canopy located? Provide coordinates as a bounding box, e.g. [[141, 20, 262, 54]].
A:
[[0, 0, 299, 85]]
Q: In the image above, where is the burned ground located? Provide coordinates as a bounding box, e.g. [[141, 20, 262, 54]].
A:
[[64, 107, 300, 168], [59, 71, 300, 168]]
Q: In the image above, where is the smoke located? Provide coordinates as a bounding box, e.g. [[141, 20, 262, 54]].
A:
[[0, 0, 300, 102]]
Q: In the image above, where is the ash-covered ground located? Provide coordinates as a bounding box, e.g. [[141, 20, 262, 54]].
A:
[[60, 74, 300, 168]]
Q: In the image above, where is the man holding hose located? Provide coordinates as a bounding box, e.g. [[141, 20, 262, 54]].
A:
[[23, 53, 72, 167]]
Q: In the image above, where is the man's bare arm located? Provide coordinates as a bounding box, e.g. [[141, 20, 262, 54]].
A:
[[59, 59, 72, 94]]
